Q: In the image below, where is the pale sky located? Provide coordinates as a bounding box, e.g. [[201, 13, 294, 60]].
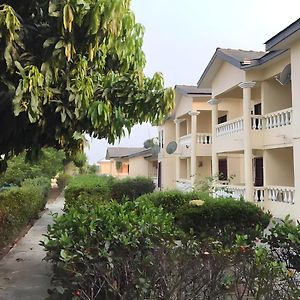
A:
[[86, 0, 300, 164]]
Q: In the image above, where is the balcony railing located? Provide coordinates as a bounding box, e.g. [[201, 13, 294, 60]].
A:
[[214, 184, 295, 205], [179, 133, 212, 146], [214, 184, 245, 199], [216, 118, 244, 137], [266, 185, 295, 204], [217, 108, 293, 136]]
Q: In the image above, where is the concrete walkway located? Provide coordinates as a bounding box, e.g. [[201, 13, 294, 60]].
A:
[[0, 195, 64, 300]]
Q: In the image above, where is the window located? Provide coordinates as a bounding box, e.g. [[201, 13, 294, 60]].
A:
[[218, 115, 227, 124]]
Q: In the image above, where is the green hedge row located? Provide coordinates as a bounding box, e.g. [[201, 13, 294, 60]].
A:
[[64, 175, 155, 210], [0, 177, 51, 248]]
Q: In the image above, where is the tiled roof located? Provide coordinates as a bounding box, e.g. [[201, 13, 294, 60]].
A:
[[175, 85, 211, 95], [105, 147, 145, 160]]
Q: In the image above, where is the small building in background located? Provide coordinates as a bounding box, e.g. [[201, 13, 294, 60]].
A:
[[98, 147, 158, 185]]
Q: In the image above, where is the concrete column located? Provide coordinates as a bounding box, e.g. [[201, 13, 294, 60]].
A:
[[239, 82, 256, 201], [208, 98, 219, 177], [290, 42, 300, 219], [188, 111, 200, 186], [174, 119, 182, 184]]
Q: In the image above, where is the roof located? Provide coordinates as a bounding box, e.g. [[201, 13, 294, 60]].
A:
[[197, 48, 288, 88], [265, 18, 300, 51], [105, 147, 145, 160], [175, 85, 211, 96]]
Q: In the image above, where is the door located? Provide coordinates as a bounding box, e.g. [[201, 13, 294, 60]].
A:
[[254, 157, 263, 186], [218, 159, 228, 181], [253, 103, 262, 129], [158, 162, 162, 190]]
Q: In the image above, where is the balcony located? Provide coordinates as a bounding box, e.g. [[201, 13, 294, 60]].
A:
[[179, 133, 212, 157], [215, 108, 293, 152]]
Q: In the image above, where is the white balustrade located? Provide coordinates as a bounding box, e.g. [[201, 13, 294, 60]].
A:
[[179, 134, 192, 146], [214, 184, 246, 200], [179, 133, 212, 146], [251, 116, 263, 130], [254, 187, 265, 202], [266, 186, 295, 204], [216, 118, 244, 137], [264, 108, 292, 129], [196, 133, 212, 144], [176, 179, 193, 192]]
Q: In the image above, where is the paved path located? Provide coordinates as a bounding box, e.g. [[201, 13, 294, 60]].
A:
[[0, 195, 64, 300]]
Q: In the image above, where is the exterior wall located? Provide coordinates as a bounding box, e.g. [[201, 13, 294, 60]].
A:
[[227, 154, 244, 184], [195, 156, 211, 183], [197, 110, 211, 132], [264, 148, 294, 187], [98, 160, 129, 178], [128, 156, 149, 177], [261, 80, 292, 114], [160, 157, 176, 189], [218, 98, 243, 120], [175, 95, 192, 118], [212, 62, 245, 97]]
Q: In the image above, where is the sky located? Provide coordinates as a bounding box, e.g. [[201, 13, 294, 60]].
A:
[[86, 0, 300, 164]]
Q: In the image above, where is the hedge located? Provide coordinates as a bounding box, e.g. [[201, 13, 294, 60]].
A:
[[64, 175, 115, 210], [136, 189, 212, 214], [0, 180, 49, 248], [64, 175, 156, 210], [176, 197, 271, 245]]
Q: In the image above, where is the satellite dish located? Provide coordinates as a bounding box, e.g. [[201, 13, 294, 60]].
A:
[[277, 64, 291, 85], [166, 141, 177, 154], [151, 145, 160, 155]]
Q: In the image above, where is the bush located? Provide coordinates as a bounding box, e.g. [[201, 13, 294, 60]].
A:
[[42, 199, 177, 299], [111, 176, 155, 202], [64, 175, 115, 210], [23, 176, 51, 205], [136, 190, 212, 214], [0, 148, 65, 186], [0, 185, 46, 247], [176, 197, 271, 245], [56, 173, 72, 189]]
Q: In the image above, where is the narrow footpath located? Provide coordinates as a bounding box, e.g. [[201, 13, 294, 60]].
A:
[[0, 193, 64, 300]]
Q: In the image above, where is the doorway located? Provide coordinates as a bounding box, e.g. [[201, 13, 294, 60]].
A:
[[254, 157, 263, 187]]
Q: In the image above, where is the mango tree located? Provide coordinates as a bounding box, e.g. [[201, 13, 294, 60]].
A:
[[0, 0, 174, 170]]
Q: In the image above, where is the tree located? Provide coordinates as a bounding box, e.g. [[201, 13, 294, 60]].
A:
[[0, 1, 174, 169]]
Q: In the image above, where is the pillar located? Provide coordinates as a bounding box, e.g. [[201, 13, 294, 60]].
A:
[[208, 98, 219, 177], [188, 111, 199, 186], [290, 42, 300, 219], [174, 119, 182, 183], [239, 82, 256, 201]]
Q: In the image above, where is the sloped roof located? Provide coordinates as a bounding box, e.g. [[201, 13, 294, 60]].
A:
[[197, 48, 285, 88], [175, 85, 211, 96], [265, 18, 300, 51], [105, 147, 145, 160]]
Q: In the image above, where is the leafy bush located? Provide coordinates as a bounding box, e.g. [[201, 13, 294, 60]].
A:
[[176, 197, 271, 245], [136, 189, 212, 214], [0, 148, 65, 186], [23, 176, 51, 204], [111, 176, 155, 202], [263, 216, 300, 271], [56, 173, 72, 189], [42, 199, 177, 299], [64, 175, 115, 210], [0, 185, 46, 247]]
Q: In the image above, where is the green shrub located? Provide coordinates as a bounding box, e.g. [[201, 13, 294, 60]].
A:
[[176, 197, 271, 245], [23, 176, 51, 205], [137, 189, 212, 214], [64, 175, 115, 210], [111, 176, 155, 202], [42, 199, 177, 299], [56, 173, 72, 189], [0, 185, 46, 247]]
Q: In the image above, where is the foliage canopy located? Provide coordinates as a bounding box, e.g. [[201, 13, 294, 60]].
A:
[[0, 0, 174, 166]]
